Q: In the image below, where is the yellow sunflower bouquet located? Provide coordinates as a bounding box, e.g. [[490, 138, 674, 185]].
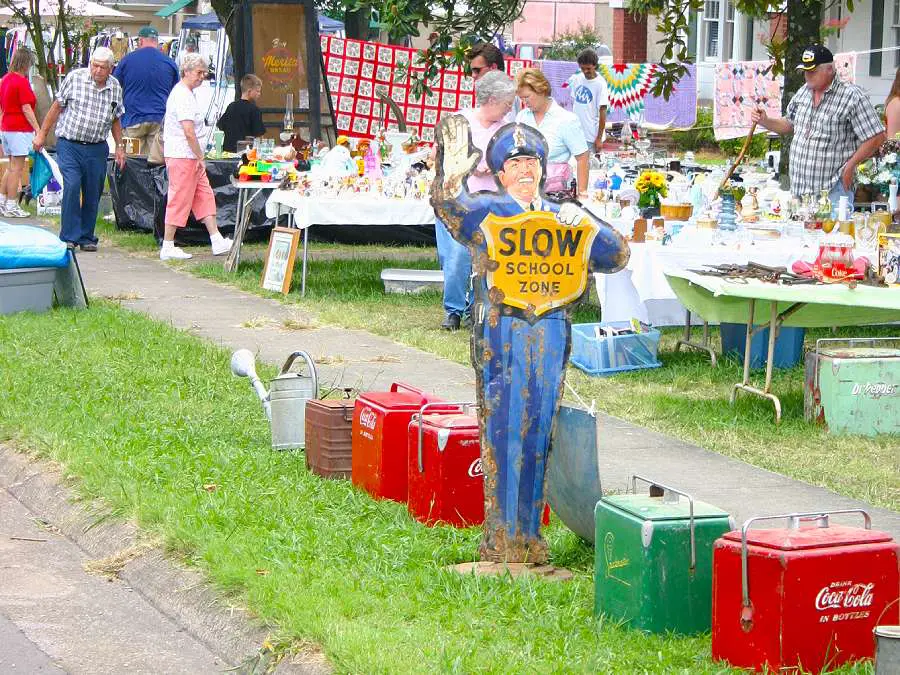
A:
[[635, 169, 668, 209]]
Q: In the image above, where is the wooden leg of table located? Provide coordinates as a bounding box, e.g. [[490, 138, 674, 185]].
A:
[[674, 310, 718, 366], [224, 190, 247, 273], [730, 298, 782, 424], [301, 227, 308, 297]]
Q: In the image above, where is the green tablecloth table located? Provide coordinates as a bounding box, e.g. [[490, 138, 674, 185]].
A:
[[664, 270, 900, 423]]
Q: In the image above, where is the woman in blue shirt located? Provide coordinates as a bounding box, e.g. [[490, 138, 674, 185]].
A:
[[515, 68, 589, 197]]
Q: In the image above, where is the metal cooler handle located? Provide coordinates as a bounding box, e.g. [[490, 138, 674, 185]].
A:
[[391, 382, 427, 397], [279, 350, 319, 400], [813, 337, 899, 394], [740, 509, 872, 610], [632, 474, 697, 571], [416, 402, 474, 473]]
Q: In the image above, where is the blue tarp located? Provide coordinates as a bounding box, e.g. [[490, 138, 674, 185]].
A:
[[181, 11, 344, 33]]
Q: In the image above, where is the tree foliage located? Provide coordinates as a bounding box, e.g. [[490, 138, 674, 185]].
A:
[[2, 0, 98, 89], [543, 24, 606, 62], [210, 0, 526, 98], [628, 0, 849, 110]]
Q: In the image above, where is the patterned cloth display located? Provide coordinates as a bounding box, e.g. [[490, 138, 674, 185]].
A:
[[539, 61, 697, 129], [713, 53, 857, 141], [321, 36, 531, 141]]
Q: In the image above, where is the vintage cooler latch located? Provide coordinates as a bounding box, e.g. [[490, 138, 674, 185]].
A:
[[739, 509, 872, 631]]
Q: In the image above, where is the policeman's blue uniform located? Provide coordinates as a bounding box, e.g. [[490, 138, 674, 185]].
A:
[[436, 122, 627, 561]]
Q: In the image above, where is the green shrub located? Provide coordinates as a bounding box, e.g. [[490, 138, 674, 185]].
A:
[[669, 107, 773, 158], [670, 107, 716, 151]]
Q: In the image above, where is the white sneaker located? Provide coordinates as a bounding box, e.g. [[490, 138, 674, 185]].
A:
[[4, 205, 27, 218], [160, 246, 193, 260], [211, 237, 233, 256]]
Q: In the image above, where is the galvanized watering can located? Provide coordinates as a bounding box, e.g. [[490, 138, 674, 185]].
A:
[[230, 349, 318, 450]]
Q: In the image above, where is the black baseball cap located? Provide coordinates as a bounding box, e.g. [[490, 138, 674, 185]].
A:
[[797, 45, 833, 71]]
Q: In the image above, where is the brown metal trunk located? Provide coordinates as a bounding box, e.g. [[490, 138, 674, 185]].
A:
[[305, 399, 355, 479]]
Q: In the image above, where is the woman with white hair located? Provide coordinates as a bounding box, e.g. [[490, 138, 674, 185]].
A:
[[436, 70, 516, 330], [159, 52, 232, 260], [34, 46, 126, 251]]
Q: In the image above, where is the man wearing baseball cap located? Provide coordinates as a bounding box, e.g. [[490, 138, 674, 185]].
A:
[[752, 44, 884, 208], [113, 26, 179, 164]]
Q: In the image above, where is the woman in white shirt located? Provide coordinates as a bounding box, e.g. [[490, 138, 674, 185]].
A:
[[160, 53, 232, 260], [515, 68, 589, 198]]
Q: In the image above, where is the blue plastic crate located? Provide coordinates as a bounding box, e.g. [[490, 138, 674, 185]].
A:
[[720, 323, 806, 369], [570, 322, 662, 376]]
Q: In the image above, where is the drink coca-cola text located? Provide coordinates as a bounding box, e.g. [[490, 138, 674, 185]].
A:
[[359, 408, 378, 430], [815, 582, 875, 611]]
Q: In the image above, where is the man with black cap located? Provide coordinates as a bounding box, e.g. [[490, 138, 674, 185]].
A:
[[432, 116, 628, 564], [113, 26, 179, 164], [752, 44, 884, 208]]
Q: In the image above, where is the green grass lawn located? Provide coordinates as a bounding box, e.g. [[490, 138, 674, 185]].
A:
[[158, 243, 897, 513], [0, 304, 877, 673]]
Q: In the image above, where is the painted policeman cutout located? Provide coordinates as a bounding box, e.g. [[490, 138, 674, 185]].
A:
[[431, 117, 629, 563]]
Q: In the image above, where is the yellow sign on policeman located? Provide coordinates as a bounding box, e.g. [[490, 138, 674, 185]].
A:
[[479, 211, 597, 317]]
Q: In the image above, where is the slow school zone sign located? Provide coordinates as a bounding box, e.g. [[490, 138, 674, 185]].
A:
[[480, 211, 597, 316]]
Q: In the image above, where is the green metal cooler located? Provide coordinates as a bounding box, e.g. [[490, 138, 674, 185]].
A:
[[594, 476, 734, 634], [804, 338, 900, 436]]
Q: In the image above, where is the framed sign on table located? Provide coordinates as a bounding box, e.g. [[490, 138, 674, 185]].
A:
[[261, 226, 300, 294]]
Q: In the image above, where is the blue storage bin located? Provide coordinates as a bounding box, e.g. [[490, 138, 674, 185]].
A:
[[570, 322, 662, 376], [720, 323, 806, 369]]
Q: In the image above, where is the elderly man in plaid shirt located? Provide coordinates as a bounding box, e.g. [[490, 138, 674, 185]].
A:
[[34, 47, 126, 251], [752, 44, 885, 209]]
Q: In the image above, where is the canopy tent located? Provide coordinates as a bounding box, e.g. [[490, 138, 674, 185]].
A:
[[0, 0, 132, 19], [177, 10, 344, 34], [180, 10, 221, 30]]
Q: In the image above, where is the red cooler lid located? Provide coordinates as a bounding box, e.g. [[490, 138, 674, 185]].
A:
[[421, 414, 479, 430], [723, 524, 893, 551]]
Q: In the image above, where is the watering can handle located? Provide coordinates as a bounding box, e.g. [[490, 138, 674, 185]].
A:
[[279, 351, 319, 400], [416, 402, 474, 473]]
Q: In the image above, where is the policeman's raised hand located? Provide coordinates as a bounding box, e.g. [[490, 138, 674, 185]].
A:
[[437, 114, 479, 193], [557, 202, 587, 227]]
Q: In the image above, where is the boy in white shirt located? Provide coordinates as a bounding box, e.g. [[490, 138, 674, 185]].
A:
[[566, 48, 609, 153]]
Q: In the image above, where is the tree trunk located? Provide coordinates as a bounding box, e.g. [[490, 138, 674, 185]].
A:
[[778, 0, 823, 184], [344, 7, 370, 41], [210, 0, 241, 101]]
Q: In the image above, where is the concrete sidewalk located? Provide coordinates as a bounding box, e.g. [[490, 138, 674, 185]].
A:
[[70, 243, 899, 539]]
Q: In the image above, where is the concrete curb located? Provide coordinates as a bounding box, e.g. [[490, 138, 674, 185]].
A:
[[0, 444, 330, 674]]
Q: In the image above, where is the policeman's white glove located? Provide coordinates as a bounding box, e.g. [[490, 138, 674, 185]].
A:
[[557, 202, 587, 227], [436, 114, 479, 199]]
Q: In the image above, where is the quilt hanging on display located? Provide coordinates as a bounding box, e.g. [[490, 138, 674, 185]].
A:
[[538, 61, 698, 129], [713, 53, 857, 141], [321, 36, 531, 141]]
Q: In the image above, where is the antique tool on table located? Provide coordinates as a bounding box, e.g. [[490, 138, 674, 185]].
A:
[[717, 121, 757, 192], [688, 262, 818, 285]]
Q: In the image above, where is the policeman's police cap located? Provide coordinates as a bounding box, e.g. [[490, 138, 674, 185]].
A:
[[486, 123, 548, 173]]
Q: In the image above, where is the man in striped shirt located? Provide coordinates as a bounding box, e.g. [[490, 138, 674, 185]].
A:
[[34, 47, 126, 251], [752, 44, 884, 208]]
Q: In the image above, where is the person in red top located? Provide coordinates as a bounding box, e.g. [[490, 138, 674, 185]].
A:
[[0, 48, 41, 218]]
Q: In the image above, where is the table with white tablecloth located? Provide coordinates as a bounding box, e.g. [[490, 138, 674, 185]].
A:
[[265, 190, 435, 229], [264, 189, 435, 295], [594, 239, 808, 326]]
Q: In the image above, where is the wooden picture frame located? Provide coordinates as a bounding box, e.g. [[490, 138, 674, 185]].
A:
[[261, 227, 300, 294]]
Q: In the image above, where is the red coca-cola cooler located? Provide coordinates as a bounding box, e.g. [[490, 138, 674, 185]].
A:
[[351, 382, 444, 503], [712, 510, 900, 673], [407, 403, 484, 528]]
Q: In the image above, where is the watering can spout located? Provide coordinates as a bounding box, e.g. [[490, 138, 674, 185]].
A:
[[230, 349, 272, 421]]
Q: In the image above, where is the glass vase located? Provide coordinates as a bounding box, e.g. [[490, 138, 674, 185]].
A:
[[719, 194, 737, 231]]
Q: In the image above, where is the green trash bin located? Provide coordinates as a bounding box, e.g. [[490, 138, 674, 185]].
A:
[[594, 475, 734, 634]]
